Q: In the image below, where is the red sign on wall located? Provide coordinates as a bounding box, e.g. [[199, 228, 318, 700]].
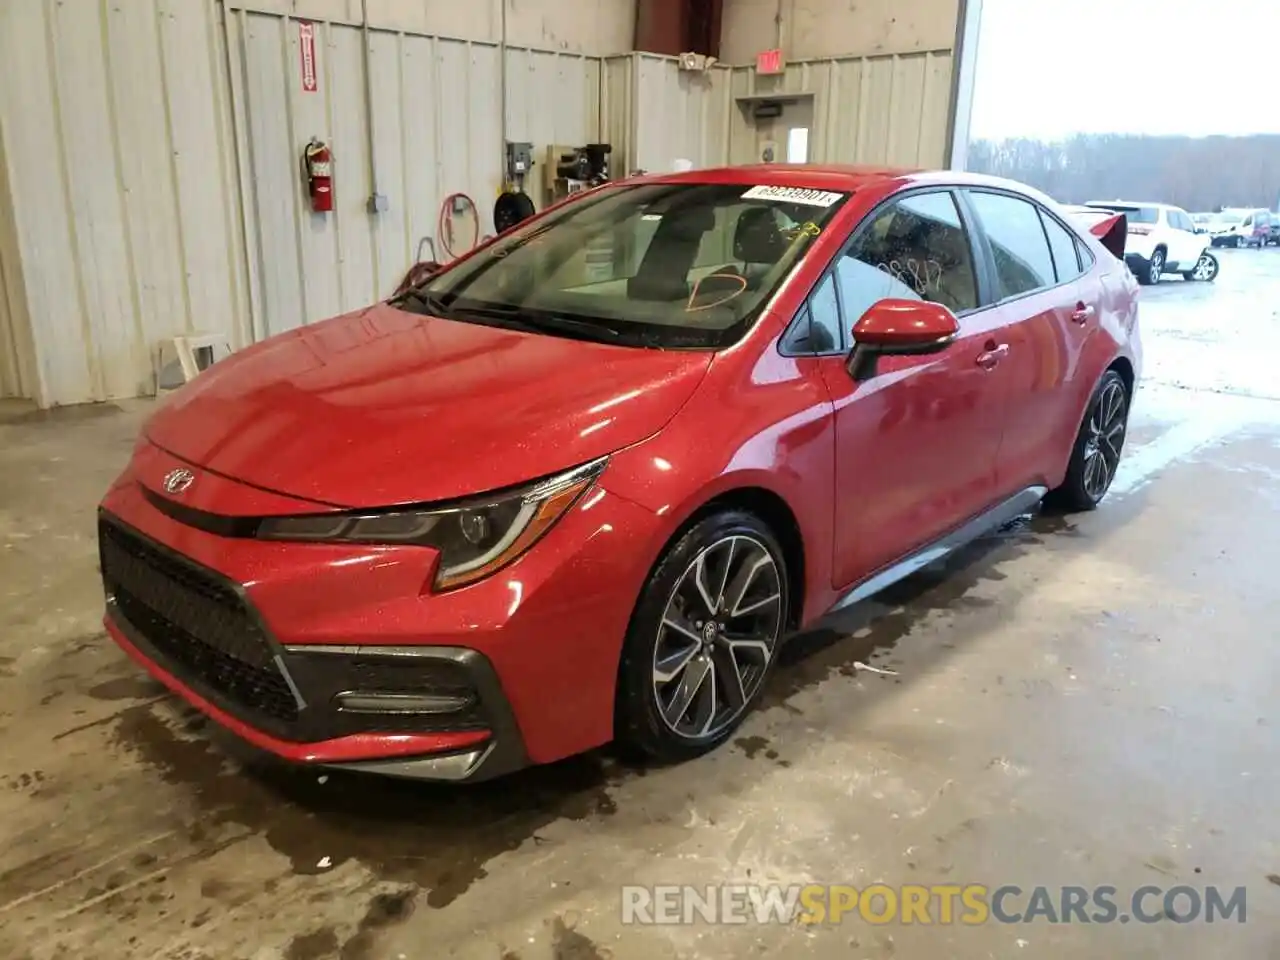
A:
[[756, 48, 784, 75], [299, 21, 318, 92]]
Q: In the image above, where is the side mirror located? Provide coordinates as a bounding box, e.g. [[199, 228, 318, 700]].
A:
[[847, 298, 959, 381]]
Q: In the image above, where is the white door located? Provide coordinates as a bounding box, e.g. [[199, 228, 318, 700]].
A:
[[1167, 209, 1201, 267]]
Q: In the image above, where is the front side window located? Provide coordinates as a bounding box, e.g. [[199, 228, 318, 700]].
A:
[[834, 191, 979, 325], [968, 191, 1056, 299], [405, 183, 848, 349]]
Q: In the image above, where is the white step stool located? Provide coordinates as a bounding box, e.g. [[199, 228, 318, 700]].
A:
[[154, 333, 232, 392]]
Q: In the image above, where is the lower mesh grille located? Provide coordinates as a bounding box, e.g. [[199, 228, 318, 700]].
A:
[[99, 517, 300, 727]]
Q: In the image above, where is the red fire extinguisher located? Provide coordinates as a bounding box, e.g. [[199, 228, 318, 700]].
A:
[[302, 137, 333, 213]]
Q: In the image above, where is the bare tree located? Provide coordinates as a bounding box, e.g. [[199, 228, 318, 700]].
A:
[[968, 134, 1280, 211]]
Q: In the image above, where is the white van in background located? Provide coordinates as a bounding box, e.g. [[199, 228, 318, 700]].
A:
[[1208, 208, 1268, 248]]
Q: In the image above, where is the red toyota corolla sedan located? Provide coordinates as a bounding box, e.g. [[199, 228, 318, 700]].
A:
[[99, 165, 1140, 782]]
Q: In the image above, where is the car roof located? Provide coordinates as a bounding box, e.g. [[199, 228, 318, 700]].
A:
[[636, 163, 1052, 197]]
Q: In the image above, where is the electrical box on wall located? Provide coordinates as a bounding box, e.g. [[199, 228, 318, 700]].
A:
[[505, 141, 534, 182]]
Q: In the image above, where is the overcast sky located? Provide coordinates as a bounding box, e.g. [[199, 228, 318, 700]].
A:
[[969, 0, 1280, 140]]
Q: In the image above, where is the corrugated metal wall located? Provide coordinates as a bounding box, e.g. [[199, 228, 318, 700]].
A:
[[0, 0, 248, 408], [0, 134, 38, 401], [616, 50, 954, 175], [632, 55, 733, 173], [0, 1, 601, 406], [224, 8, 601, 338], [729, 51, 954, 167]]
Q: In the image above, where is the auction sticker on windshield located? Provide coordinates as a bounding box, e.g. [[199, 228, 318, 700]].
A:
[[741, 185, 844, 207]]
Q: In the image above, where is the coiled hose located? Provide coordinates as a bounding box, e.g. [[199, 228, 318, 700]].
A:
[[438, 192, 479, 260]]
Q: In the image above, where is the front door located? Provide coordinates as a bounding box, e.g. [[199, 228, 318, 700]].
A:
[[817, 189, 1013, 589], [1166, 208, 1201, 268]]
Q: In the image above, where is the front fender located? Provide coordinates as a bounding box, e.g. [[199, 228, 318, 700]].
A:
[[601, 363, 840, 626]]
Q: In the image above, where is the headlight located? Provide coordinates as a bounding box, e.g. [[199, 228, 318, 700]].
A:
[[257, 458, 605, 590]]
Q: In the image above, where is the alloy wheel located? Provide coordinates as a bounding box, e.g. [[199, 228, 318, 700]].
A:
[[652, 535, 783, 739], [1148, 252, 1163, 284], [1192, 253, 1217, 281], [1082, 380, 1127, 501]]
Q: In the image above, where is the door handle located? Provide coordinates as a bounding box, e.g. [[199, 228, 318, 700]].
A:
[[1071, 304, 1096, 325], [975, 343, 1009, 369]]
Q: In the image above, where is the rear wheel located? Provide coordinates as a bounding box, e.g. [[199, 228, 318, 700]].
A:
[[615, 511, 789, 763], [1046, 370, 1130, 512]]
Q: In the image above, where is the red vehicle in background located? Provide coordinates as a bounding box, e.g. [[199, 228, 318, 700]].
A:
[[98, 165, 1141, 783]]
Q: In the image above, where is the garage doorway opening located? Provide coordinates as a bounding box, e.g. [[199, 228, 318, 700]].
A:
[[735, 93, 816, 165]]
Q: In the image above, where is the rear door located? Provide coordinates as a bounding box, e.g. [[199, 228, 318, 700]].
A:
[[962, 190, 1087, 496], [810, 189, 1013, 589]]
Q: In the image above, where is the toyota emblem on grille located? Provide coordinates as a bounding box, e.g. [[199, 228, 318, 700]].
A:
[[162, 467, 195, 495]]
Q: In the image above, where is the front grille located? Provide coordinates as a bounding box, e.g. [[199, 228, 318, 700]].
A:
[[99, 517, 300, 728]]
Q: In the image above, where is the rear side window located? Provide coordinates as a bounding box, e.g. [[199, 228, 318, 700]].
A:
[[1075, 237, 1095, 272], [967, 191, 1056, 299], [1040, 210, 1083, 283], [835, 190, 979, 322]]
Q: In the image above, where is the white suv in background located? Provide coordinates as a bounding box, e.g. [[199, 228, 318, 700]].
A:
[[1084, 201, 1217, 285]]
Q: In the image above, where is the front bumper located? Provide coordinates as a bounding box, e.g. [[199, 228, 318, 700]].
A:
[[99, 441, 660, 781]]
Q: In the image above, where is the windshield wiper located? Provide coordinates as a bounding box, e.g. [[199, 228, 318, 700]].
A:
[[391, 287, 453, 317], [452, 303, 621, 340]]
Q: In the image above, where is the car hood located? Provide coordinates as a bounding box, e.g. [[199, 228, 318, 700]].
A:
[[144, 304, 713, 508]]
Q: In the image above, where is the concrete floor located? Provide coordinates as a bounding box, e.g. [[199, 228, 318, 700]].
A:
[[3, 248, 1280, 960]]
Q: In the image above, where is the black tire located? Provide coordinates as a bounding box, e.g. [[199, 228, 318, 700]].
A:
[[1046, 370, 1130, 512], [1182, 251, 1219, 282], [615, 510, 790, 763], [1138, 248, 1165, 286], [1232, 236, 1242, 249]]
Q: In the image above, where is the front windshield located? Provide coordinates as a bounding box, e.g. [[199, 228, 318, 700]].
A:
[[1212, 211, 1245, 225], [405, 182, 849, 349]]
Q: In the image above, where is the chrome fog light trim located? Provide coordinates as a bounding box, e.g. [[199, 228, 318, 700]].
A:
[[333, 691, 476, 715]]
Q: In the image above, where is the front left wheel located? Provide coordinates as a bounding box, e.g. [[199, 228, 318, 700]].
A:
[[615, 510, 790, 763], [1183, 251, 1219, 282]]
